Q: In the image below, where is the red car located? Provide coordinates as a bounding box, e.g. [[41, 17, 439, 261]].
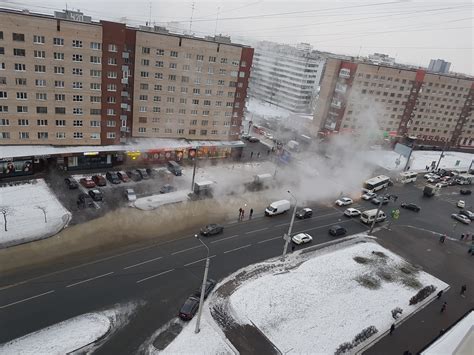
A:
[[92, 175, 107, 186], [80, 177, 96, 188]]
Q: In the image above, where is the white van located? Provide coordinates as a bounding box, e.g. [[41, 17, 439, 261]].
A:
[[360, 209, 386, 224], [265, 200, 291, 216]]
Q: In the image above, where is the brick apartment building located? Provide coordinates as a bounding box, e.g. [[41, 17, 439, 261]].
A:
[[314, 58, 473, 149], [0, 8, 253, 146]]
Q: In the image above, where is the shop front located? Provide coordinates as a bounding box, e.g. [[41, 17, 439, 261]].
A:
[[0, 157, 34, 179], [65, 152, 114, 171]]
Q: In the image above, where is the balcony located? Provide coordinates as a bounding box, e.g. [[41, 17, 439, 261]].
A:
[[122, 52, 129, 59], [330, 99, 342, 109], [120, 115, 127, 121], [120, 103, 128, 109], [335, 83, 347, 94], [121, 91, 129, 97], [121, 77, 128, 85], [339, 69, 350, 79]]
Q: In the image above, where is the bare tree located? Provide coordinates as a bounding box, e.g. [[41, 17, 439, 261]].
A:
[[0, 206, 13, 232], [36, 205, 47, 223]]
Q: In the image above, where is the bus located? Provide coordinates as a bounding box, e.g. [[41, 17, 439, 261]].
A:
[[455, 174, 473, 185], [399, 171, 418, 184], [363, 175, 391, 192]]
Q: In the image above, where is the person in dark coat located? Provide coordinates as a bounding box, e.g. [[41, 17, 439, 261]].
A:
[[437, 290, 443, 299], [460, 284, 467, 296], [390, 323, 395, 335], [249, 208, 253, 219], [440, 302, 447, 313]]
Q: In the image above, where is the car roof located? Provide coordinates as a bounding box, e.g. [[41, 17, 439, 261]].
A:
[[331, 225, 343, 229]]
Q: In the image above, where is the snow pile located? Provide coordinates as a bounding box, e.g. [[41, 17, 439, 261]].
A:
[[246, 97, 292, 118], [0, 179, 71, 248], [133, 190, 191, 211], [0, 313, 110, 354], [227, 239, 448, 354]]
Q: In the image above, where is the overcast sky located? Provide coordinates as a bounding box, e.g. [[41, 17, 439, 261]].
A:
[[3, 0, 473, 74]]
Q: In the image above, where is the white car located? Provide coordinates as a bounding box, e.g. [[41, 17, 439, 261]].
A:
[[451, 213, 471, 224], [344, 208, 361, 217], [424, 173, 435, 179], [125, 188, 137, 202], [362, 192, 377, 200], [457, 200, 465, 208], [335, 197, 353, 206], [291, 233, 313, 245]]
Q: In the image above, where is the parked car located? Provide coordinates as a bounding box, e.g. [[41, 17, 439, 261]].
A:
[[106, 171, 121, 184], [248, 137, 260, 143], [427, 176, 440, 183], [295, 208, 313, 219], [160, 184, 176, 194], [178, 296, 200, 321], [80, 177, 96, 188], [193, 279, 216, 299], [124, 188, 137, 202], [424, 173, 436, 179], [92, 175, 107, 187], [117, 171, 131, 183], [459, 210, 474, 220], [457, 200, 466, 208], [64, 177, 79, 189], [88, 189, 103, 201], [77, 193, 93, 208], [329, 225, 347, 237], [200, 224, 224, 236], [126, 170, 142, 182], [460, 189, 472, 195], [344, 208, 361, 217], [146, 168, 161, 179], [291, 233, 313, 245], [451, 213, 471, 225], [361, 192, 377, 200], [240, 133, 250, 141], [436, 181, 448, 188], [372, 196, 389, 205], [136, 168, 150, 180], [335, 197, 353, 206], [400, 203, 421, 212]]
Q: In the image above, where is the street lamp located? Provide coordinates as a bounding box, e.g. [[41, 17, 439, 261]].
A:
[[194, 234, 210, 334], [282, 190, 297, 260], [191, 146, 199, 192], [369, 193, 398, 235]]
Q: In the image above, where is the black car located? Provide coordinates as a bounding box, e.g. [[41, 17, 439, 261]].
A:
[[248, 137, 260, 143], [160, 184, 176, 194], [64, 177, 79, 189], [460, 189, 472, 195], [126, 170, 142, 182], [77, 193, 93, 208], [372, 197, 389, 205], [459, 209, 474, 220], [88, 189, 103, 201], [200, 224, 224, 236], [193, 279, 216, 300], [106, 171, 121, 184], [400, 203, 421, 212], [329, 225, 347, 237], [296, 208, 313, 219], [136, 168, 150, 180], [178, 296, 200, 321]]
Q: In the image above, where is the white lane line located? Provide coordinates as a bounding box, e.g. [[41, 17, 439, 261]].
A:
[[211, 234, 239, 244], [171, 245, 202, 255], [0, 290, 55, 309], [224, 244, 252, 254], [123, 256, 163, 270], [184, 255, 216, 267], [258, 236, 281, 244], [66, 272, 114, 288], [245, 227, 268, 235], [136, 269, 175, 284], [297, 219, 353, 234], [274, 212, 341, 227]]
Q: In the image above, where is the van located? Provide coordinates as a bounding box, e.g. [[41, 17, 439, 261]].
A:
[[167, 160, 182, 176], [360, 209, 386, 224], [265, 199, 291, 216]]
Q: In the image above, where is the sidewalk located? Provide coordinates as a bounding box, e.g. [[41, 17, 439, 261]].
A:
[[364, 225, 474, 355]]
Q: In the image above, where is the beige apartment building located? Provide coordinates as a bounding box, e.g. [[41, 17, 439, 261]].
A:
[[314, 58, 474, 149]]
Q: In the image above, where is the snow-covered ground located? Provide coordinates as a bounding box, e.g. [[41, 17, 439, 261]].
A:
[[158, 234, 448, 354], [0, 179, 71, 248], [246, 97, 292, 119], [0, 313, 110, 354]]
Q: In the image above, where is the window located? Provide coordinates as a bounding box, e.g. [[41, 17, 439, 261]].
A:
[[56, 120, 66, 126], [90, 83, 101, 90], [108, 44, 117, 52], [167, 86, 175, 92], [72, 82, 83, 89], [18, 119, 29, 125], [204, 100, 211, 106], [56, 132, 66, 139], [34, 50, 45, 58], [13, 33, 25, 42], [73, 120, 83, 127], [90, 42, 101, 50], [193, 88, 201, 95], [54, 52, 64, 60], [156, 48, 164, 56], [72, 54, 83, 62], [90, 109, 100, 115], [192, 99, 199, 105], [141, 59, 150, 66], [14, 63, 26, 71], [179, 98, 187, 104], [33, 35, 45, 44], [36, 106, 47, 114], [107, 96, 116, 103], [220, 57, 227, 64], [90, 96, 100, 103], [108, 71, 118, 79], [36, 93, 47, 100], [0, 118, 10, 125], [37, 131, 49, 139], [167, 97, 174, 103], [106, 120, 116, 127], [209, 56, 216, 63], [0, 106, 8, 112], [19, 132, 29, 139], [90, 69, 101, 77], [107, 108, 116, 115], [189, 129, 196, 135], [108, 57, 117, 65], [155, 61, 164, 68], [72, 40, 83, 48], [15, 78, 26, 85], [183, 64, 190, 71], [169, 63, 177, 69], [55, 80, 65, 88], [53, 37, 64, 46], [165, 108, 174, 114], [106, 132, 116, 139], [181, 87, 188, 94], [218, 80, 225, 86], [211, 130, 218, 135], [179, 108, 186, 114], [90, 120, 100, 127], [200, 130, 207, 135], [138, 127, 146, 133], [72, 68, 83, 76], [73, 95, 83, 102], [155, 73, 163, 80], [73, 108, 83, 115], [55, 94, 65, 102], [90, 56, 101, 64], [0, 91, 6, 99], [140, 71, 149, 78], [185, 53, 192, 59], [205, 89, 212, 95], [73, 132, 83, 139], [107, 84, 117, 91], [55, 107, 66, 114], [170, 51, 178, 57], [13, 48, 26, 56], [196, 55, 204, 61], [153, 96, 161, 102], [16, 92, 27, 100], [168, 74, 176, 81], [142, 47, 150, 54], [153, 107, 160, 113], [177, 128, 184, 134]]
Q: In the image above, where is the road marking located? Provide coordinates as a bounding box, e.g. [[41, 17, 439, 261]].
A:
[[274, 212, 341, 227], [184, 255, 216, 267], [123, 256, 163, 270], [245, 227, 268, 234], [136, 269, 175, 284], [258, 236, 281, 244], [224, 244, 252, 254], [211, 234, 239, 244], [66, 272, 114, 288], [171, 245, 202, 255], [0, 290, 55, 309], [297, 219, 354, 234]]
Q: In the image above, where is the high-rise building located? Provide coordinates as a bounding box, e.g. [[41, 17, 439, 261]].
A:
[[248, 41, 326, 114], [0, 8, 253, 146], [428, 59, 451, 74], [314, 57, 474, 149]]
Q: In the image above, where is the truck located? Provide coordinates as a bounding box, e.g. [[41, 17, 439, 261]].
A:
[[423, 184, 439, 197], [265, 199, 291, 216], [193, 180, 215, 195], [253, 173, 272, 186], [287, 140, 300, 152]]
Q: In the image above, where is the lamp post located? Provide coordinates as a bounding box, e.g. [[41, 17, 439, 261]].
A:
[[435, 141, 449, 171], [369, 193, 398, 235], [191, 146, 199, 192], [194, 234, 210, 334], [282, 190, 297, 260]]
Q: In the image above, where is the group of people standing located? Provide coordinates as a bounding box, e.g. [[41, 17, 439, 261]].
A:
[[238, 207, 253, 221]]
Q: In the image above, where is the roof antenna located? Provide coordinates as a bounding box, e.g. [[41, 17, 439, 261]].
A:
[[189, 1, 195, 34], [214, 6, 220, 36], [148, 1, 152, 27]]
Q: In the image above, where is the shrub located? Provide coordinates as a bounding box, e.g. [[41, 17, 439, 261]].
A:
[[334, 342, 353, 355], [402, 277, 422, 289], [334, 326, 379, 354], [391, 307, 403, 319], [409, 285, 436, 305], [356, 274, 381, 289], [353, 256, 370, 264], [376, 269, 395, 282], [372, 251, 387, 258]]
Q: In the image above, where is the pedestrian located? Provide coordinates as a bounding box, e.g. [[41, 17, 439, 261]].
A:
[[257, 152, 261, 158], [239, 208, 242, 220], [291, 244, 295, 252], [440, 302, 447, 313], [241, 209, 245, 220], [267, 149, 270, 155], [250, 151, 254, 158], [437, 290, 443, 299], [460, 284, 467, 296], [466, 233, 471, 241], [249, 208, 253, 219], [426, 165, 429, 171], [439, 234, 446, 243], [389, 323, 395, 335], [461, 233, 465, 240]]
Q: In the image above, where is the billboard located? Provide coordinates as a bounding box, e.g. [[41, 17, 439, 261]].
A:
[[394, 143, 412, 158]]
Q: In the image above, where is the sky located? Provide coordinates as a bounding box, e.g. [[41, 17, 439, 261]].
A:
[[2, 0, 473, 75]]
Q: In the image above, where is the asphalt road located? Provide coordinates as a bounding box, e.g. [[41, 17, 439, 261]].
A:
[[0, 180, 472, 353]]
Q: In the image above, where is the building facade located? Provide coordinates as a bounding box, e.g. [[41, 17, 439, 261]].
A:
[[248, 41, 325, 114], [428, 59, 451, 74], [314, 58, 474, 149], [0, 8, 253, 146]]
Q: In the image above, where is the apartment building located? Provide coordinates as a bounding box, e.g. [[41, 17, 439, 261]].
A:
[[0, 8, 253, 146], [249, 41, 325, 114], [314, 58, 474, 149]]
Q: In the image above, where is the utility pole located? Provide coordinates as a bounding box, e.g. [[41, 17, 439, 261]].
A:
[[369, 193, 398, 235], [194, 234, 210, 334], [282, 191, 297, 260], [435, 142, 448, 170], [191, 146, 198, 192]]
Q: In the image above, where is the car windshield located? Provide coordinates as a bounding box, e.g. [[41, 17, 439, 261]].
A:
[[267, 206, 276, 212]]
